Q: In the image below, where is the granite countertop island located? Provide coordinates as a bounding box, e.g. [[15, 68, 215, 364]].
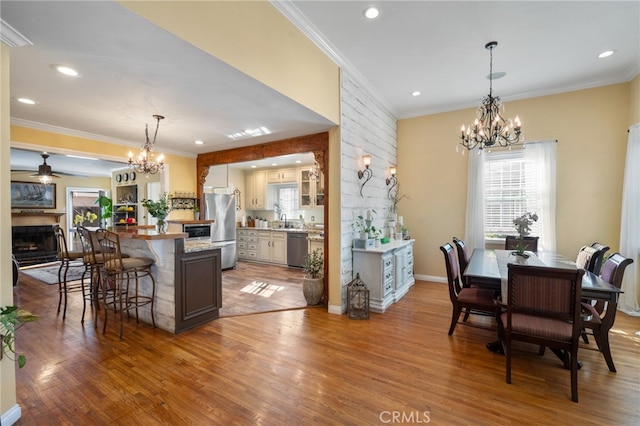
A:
[[115, 228, 222, 334]]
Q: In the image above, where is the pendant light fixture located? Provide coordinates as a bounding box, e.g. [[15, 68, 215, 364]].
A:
[[459, 41, 522, 153], [128, 114, 166, 175]]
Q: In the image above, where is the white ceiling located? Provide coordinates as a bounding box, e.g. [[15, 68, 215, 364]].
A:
[[3, 1, 639, 176]]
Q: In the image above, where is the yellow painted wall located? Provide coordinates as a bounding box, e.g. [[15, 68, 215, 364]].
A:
[[398, 83, 631, 279], [119, 0, 340, 125], [1, 41, 17, 421]]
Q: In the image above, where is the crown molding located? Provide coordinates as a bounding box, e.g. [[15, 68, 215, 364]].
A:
[[272, 1, 398, 119], [10, 118, 196, 158], [1, 19, 32, 47]]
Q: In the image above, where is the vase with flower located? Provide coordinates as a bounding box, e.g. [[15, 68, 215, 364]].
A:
[[142, 192, 171, 233], [511, 212, 538, 258]]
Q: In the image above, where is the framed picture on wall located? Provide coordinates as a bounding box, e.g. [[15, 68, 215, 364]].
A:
[[11, 181, 56, 209]]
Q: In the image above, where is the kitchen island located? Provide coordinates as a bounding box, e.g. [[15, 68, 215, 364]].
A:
[[116, 228, 222, 333]]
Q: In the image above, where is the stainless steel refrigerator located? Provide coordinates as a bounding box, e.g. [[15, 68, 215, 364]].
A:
[[205, 193, 237, 270]]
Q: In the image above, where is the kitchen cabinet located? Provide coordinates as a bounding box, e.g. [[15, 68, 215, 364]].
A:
[[352, 240, 415, 313], [245, 170, 266, 209], [257, 230, 287, 265], [175, 240, 222, 333], [237, 228, 258, 261], [299, 168, 324, 208], [267, 168, 297, 184], [308, 236, 324, 258]]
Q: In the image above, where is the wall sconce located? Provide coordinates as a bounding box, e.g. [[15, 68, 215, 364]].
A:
[[357, 155, 372, 197], [386, 165, 398, 199]]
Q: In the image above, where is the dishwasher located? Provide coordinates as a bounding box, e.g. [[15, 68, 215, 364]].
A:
[[287, 232, 309, 268]]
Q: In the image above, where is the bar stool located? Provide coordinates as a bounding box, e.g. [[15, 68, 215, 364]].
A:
[[53, 225, 88, 321], [76, 226, 104, 322], [95, 228, 156, 340]]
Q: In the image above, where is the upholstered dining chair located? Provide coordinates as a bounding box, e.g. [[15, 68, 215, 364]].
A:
[[589, 243, 610, 275], [504, 236, 539, 253], [499, 264, 584, 402], [95, 228, 156, 340], [452, 237, 471, 287], [440, 243, 498, 335], [581, 253, 633, 372], [53, 225, 89, 321]]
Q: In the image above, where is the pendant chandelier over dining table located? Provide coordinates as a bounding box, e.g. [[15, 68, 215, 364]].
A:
[[459, 41, 522, 153], [128, 114, 165, 175]]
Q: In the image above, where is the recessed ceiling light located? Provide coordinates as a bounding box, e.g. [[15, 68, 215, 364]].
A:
[[363, 7, 379, 19], [51, 64, 79, 76], [17, 97, 36, 105], [271, 163, 277, 166], [251, 165, 257, 168], [598, 50, 616, 59], [194, 140, 204, 145], [411, 91, 421, 97], [295, 160, 301, 164]]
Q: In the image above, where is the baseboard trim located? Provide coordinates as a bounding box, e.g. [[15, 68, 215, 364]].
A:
[[1, 403, 22, 426], [414, 274, 446, 284], [328, 304, 343, 315]]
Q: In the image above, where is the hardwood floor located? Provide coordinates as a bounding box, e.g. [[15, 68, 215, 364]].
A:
[[220, 261, 309, 317], [11, 271, 640, 425]]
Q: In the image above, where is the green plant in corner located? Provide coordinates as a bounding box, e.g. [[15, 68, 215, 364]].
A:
[[303, 249, 324, 279], [1, 306, 38, 368], [95, 195, 113, 225]]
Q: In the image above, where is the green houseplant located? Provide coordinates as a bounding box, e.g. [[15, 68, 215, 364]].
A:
[[95, 195, 113, 228], [142, 192, 172, 233], [302, 249, 324, 305], [512, 212, 538, 257], [1, 306, 38, 368]]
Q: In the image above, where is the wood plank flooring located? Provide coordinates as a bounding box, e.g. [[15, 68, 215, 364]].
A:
[[220, 261, 309, 317], [11, 270, 640, 425]]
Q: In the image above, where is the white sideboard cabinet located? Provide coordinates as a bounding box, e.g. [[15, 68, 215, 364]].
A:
[[352, 240, 415, 313]]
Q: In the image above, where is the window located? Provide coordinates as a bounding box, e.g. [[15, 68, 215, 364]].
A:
[[484, 149, 543, 238], [276, 185, 298, 219]]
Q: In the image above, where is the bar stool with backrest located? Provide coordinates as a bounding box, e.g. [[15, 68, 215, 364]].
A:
[[581, 253, 633, 372], [76, 226, 104, 319], [53, 225, 89, 321], [95, 228, 156, 340]]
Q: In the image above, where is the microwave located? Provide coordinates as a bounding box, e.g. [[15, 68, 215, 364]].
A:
[[183, 224, 211, 241]]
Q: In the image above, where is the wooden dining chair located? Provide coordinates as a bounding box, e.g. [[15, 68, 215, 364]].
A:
[[589, 243, 610, 275], [504, 236, 538, 253], [581, 253, 633, 372], [499, 264, 584, 402], [452, 237, 471, 287], [440, 243, 498, 335]]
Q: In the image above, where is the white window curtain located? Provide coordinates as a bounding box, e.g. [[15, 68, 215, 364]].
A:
[[619, 123, 640, 315], [465, 140, 556, 251], [524, 140, 556, 253], [464, 152, 485, 250]]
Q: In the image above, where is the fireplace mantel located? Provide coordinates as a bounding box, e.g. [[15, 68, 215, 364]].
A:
[[11, 211, 65, 226]]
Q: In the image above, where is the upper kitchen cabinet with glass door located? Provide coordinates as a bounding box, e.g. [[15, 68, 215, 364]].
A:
[[299, 166, 324, 209]]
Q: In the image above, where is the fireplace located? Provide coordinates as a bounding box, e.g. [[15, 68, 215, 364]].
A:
[[12, 225, 58, 266]]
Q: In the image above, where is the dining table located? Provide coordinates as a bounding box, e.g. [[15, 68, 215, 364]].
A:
[[463, 249, 624, 368]]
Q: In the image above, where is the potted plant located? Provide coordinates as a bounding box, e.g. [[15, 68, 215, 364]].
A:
[[95, 195, 113, 229], [511, 212, 538, 257], [192, 204, 200, 221], [1, 306, 38, 368], [142, 192, 172, 233], [302, 249, 324, 305]]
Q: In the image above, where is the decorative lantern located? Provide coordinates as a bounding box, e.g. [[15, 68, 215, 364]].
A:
[[347, 273, 370, 319]]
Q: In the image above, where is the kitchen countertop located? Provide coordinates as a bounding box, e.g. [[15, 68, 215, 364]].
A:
[[237, 226, 322, 234]]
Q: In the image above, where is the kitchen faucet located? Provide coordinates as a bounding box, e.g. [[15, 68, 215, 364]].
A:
[[280, 213, 287, 228]]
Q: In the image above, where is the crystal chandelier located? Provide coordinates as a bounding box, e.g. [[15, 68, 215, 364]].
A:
[[459, 41, 522, 153], [128, 114, 165, 175]]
